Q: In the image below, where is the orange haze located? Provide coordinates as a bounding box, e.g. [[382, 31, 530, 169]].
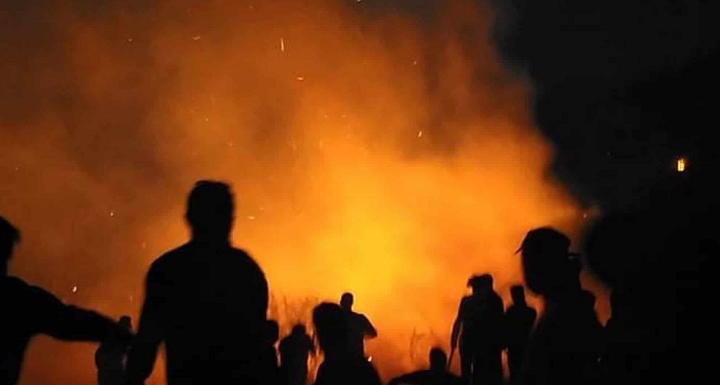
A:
[[0, 1, 602, 383]]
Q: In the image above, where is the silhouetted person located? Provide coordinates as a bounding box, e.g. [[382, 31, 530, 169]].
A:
[[388, 347, 462, 385], [0, 215, 132, 385], [263, 319, 282, 384], [450, 274, 504, 385], [313, 302, 381, 385], [126, 181, 270, 385], [280, 324, 315, 385], [504, 286, 536, 384], [340, 292, 377, 358], [518, 228, 603, 385], [96, 315, 133, 385]]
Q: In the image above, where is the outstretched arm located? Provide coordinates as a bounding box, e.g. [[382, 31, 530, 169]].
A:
[[29, 284, 129, 342], [126, 268, 164, 385]]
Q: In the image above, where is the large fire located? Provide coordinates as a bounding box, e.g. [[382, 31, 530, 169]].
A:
[[0, 1, 595, 383]]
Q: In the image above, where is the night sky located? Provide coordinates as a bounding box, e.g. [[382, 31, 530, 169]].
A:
[[490, 0, 719, 209]]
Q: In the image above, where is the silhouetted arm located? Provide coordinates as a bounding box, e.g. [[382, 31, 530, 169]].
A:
[[361, 314, 378, 339], [450, 299, 464, 351], [126, 267, 164, 385], [27, 284, 128, 342]]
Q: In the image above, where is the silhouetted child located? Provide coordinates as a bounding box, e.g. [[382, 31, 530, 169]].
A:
[[388, 347, 462, 385], [1, 215, 132, 385], [313, 302, 381, 385], [504, 286, 536, 384], [280, 324, 315, 385], [451, 274, 504, 385], [96, 315, 133, 385], [126, 181, 271, 385], [340, 292, 377, 359]]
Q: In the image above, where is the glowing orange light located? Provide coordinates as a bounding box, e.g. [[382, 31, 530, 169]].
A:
[[677, 157, 687, 172]]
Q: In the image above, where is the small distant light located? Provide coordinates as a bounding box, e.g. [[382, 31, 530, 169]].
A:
[[296, 76, 305, 81], [417, 130, 423, 138], [110, 211, 115, 217], [192, 35, 201, 41], [127, 38, 133, 42], [367, 356, 372, 362], [582, 213, 588, 219], [248, 215, 256, 220], [676, 157, 687, 172], [72, 286, 78, 293]]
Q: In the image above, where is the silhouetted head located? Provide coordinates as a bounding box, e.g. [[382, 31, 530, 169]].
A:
[[467, 274, 493, 295], [313, 302, 350, 358], [428, 347, 447, 373], [0, 215, 20, 277], [340, 292, 354, 311], [185, 180, 235, 242], [291, 323, 307, 336], [518, 228, 580, 297], [510, 285, 526, 305], [119, 315, 132, 330]]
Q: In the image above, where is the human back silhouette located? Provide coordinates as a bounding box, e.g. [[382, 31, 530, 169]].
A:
[[339, 292, 377, 359], [279, 324, 315, 385], [450, 274, 504, 385], [313, 302, 381, 385], [126, 181, 270, 385], [504, 286, 536, 384], [1, 215, 132, 385]]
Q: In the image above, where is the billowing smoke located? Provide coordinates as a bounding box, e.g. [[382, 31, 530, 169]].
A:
[[1, 1, 588, 383]]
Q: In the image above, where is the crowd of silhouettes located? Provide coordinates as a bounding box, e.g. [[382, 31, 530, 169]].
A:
[[1, 176, 711, 385]]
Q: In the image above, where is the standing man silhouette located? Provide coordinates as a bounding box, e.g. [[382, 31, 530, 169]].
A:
[[451, 274, 504, 385], [126, 181, 270, 385], [279, 324, 315, 385], [340, 292, 377, 359], [504, 286, 536, 384]]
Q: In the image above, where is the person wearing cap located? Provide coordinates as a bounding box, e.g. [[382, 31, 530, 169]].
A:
[[450, 274, 504, 385], [517, 227, 604, 385]]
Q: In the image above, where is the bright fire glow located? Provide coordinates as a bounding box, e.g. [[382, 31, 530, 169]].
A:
[[0, 1, 600, 383]]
